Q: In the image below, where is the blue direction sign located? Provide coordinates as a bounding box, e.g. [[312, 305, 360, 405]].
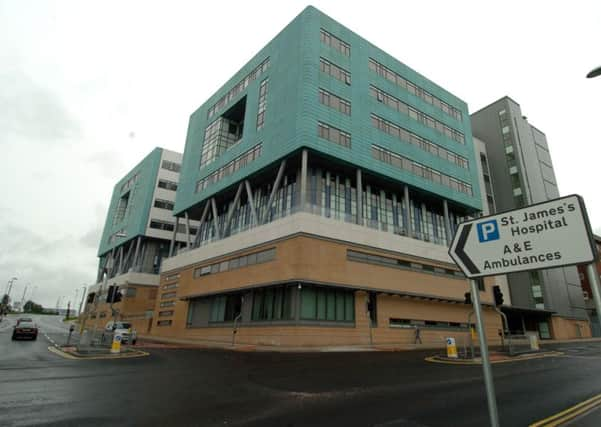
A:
[[449, 195, 597, 278]]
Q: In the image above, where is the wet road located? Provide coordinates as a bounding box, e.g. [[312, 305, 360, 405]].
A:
[[2, 314, 601, 426]]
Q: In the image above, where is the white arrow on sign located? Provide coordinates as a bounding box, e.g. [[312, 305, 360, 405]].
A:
[[449, 194, 597, 278]]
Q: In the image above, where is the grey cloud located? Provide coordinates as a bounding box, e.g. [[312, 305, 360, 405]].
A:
[[0, 224, 96, 307], [86, 151, 126, 179], [80, 225, 103, 249], [0, 71, 82, 143]]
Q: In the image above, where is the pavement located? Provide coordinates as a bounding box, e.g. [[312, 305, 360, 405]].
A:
[[3, 313, 601, 426]]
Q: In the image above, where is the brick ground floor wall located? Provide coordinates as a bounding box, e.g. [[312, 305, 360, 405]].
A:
[[149, 291, 504, 348], [550, 316, 592, 340]]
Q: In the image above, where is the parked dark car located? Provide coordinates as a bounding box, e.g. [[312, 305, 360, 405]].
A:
[[12, 321, 38, 340]]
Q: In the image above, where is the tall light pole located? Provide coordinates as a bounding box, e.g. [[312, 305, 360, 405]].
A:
[[5, 277, 17, 298], [586, 66, 601, 79], [20, 284, 28, 312], [78, 284, 87, 316]]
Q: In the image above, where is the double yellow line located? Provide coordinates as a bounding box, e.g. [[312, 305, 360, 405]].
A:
[[530, 393, 601, 426]]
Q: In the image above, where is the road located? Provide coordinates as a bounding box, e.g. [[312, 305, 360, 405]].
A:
[[2, 313, 601, 426]]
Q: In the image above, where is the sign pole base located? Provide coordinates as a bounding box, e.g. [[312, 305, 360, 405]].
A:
[[470, 279, 500, 427], [586, 263, 601, 334]]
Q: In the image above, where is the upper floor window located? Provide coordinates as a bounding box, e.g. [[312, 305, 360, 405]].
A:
[[320, 58, 351, 85], [320, 29, 350, 56], [161, 160, 181, 173], [158, 179, 178, 191]]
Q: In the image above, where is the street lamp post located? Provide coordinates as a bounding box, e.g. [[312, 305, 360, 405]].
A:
[[78, 285, 87, 316]]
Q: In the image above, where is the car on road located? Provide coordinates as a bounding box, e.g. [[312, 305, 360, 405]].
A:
[[12, 321, 38, 340], [16, 317, 33, 326], [103, 321, 137, 345]]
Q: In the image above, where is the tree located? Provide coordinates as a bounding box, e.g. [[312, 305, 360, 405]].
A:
[[1, 293, 10, 315], [23, 300, 44, 314]]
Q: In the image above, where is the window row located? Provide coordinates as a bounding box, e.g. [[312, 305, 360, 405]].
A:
[[320, 57, 351, 85], [157, 320, 172, 326], [320, 28, 350, 56], [193, 248, 276, 278], [162, 291, 177, 300], [162, 283, 178, 290], [154, 198, 174, 211], [368, 58, 462, 121], [149, 219, 198, 235], [161, 160, 181, 173], [200, 115, 243, 168], [256, 78, 268, 130], [371, 114, 468, 169], [195, 144, 262, 193], [159, 301, 176, 308], [158, 179, 178, 191], [319, 88, 351, 115], [372, 145, 473, 196], [252, 285, 295, 321], [318, 122, 351, 148], [120, 172, 139, 193], [347, 250, 464, 279], [300, 285, 355, 322], [202, 284, 355, 324], [159, 310, 174, 317], [389, 318, 468, 329], [370, 86, 464, 144], [207, 57, 270, 119]]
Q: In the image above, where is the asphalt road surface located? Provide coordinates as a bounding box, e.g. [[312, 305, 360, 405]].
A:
[[2, 314, 601, 426]]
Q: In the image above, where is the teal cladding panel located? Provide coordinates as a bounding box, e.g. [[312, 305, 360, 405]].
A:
[[175, 6, 481, 214], [97, 148, 162, 256]]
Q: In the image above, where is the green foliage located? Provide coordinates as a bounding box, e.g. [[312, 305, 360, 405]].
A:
[[23, 300, 44, 314]]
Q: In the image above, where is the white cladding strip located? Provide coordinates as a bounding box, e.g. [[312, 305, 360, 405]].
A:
[[161, 212, 453, 273], [88, 272, 160, 292]]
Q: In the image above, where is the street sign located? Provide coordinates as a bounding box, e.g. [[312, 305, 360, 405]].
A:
[[449, 195, 597, 278]]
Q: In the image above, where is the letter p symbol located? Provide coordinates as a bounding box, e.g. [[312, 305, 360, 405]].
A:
[[477, 220, 499, 242]]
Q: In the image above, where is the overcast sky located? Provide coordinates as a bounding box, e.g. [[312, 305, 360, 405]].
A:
[[1, 1, 600, 308]]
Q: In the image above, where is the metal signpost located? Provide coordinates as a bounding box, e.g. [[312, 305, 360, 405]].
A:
[[449, 194, 600, 427]]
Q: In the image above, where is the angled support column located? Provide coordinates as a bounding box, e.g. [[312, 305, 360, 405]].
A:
[[404, 185, 413, 238], [133, 236, 142, 271], [184, 211, 192, 249], [245, 180, 259, 226], [443, 199, 451, 246], [356, 168, 363, 225], [123, 239, 134, 272], [421, 202, 428, 241], [117, 246, 124, 275], [193, 201, 211, 248], [224, 182, 244, 237], [261, 159, 287, 224], [300, 149, 308, 212], [169, 216, 178, 257], [211, 198, 221, 240]]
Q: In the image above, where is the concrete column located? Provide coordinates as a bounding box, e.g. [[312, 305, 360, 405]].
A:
[[300, 149, 308, 212], [443, 199, 452, 246], [380, 189, 387, 230], [392, 193, 398, 229], [421, 202, 428, 241], [184, 211, 191, 249], [356, 168, 363, 225], [404, 185, 413, 237], [169, 217, 179, 257], [132, 236, 142, 271]]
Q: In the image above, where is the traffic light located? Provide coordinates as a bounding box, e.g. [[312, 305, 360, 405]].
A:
[[106, 285, 115, 303], [464, 292, 472, 305], [493, 285, 504, 306]]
